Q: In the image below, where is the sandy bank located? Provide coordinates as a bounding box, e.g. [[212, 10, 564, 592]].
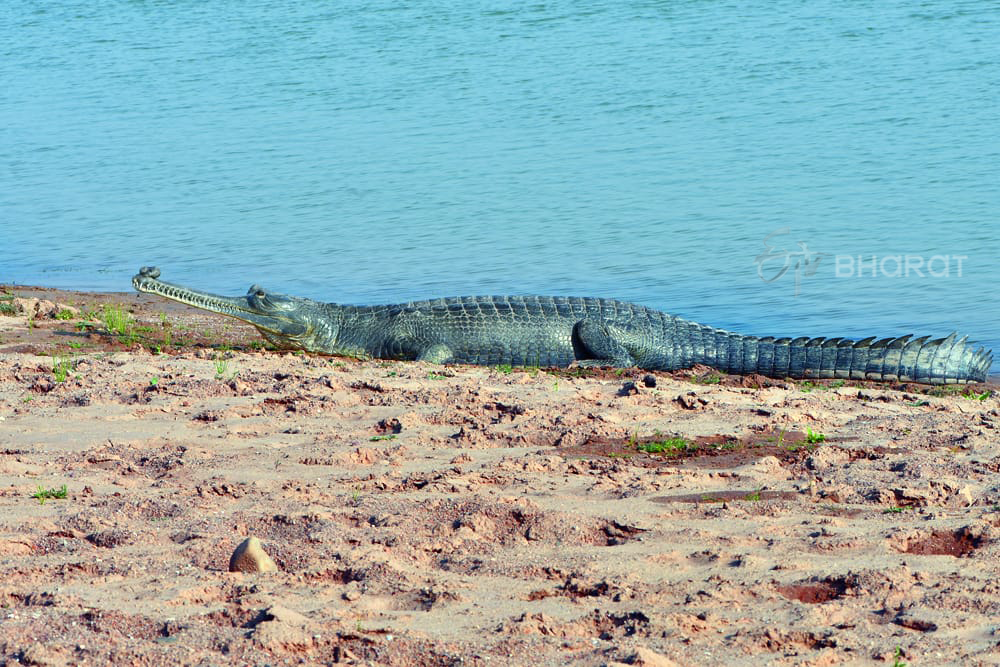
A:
[[1, 285, 999, 666]]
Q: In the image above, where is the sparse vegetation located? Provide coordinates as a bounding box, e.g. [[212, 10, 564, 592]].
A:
[[744, 488, 763, 501], [31, 484, 68, 505], [799, 379, 846, 392], [100, 304, 137, 344], [55, 309, 74, 320], [929, 384, 980, 398], [805, 428, 827, 444], [214, 355, 233, 380], [370, 435, 396, 441], [0, 294, 15, 316], [637, 437, 692, 456], [964, 389, 992, 401], [52, 355, 73, 382]]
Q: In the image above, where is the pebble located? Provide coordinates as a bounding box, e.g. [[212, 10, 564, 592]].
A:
[[229, 536, 278, 573]]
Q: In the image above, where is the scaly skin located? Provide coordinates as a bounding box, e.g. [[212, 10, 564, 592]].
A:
[[133, 267, 992, 384]]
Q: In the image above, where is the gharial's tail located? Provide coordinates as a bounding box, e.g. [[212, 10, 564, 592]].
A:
[[694, 328, 992, 384]]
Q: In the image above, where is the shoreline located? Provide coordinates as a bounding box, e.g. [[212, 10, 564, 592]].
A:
[[5, 281, 997, 382], [1, 285, 999, 665]]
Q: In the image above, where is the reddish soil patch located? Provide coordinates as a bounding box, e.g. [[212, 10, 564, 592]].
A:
[[775, 578, 850, 604], [652, 489, 800, 505], [899, 529, 986, 557], [561, 430, 820, 469]]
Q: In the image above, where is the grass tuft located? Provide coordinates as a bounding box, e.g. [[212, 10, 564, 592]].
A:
[[52, 355, 74, 382], [32, 484, 68, 505], [100, 304, 137, 343], [214, 356, 231, 380], [636, 437, 692, 456], [0, 292, 15, 316], [964, 389, 992, 401], [805, 428, 827, 444]]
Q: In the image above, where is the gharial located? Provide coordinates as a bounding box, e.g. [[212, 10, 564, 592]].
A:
[[133, 266, 992, 384]]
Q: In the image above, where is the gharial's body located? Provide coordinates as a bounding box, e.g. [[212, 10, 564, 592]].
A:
[[132, 267, 992, 384]]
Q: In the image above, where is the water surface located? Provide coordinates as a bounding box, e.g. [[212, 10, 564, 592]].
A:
[[2, 1, 998, 363]]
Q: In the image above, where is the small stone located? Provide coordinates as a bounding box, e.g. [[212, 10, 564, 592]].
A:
[[618, 381, 640, 396], [805, 446, 850, 470], [625, 647, 681, 667], [263, 605, 310, 625], [229, 536, 278, 573], [252, 606, 315, 651], [10, 298, 79, 320], [19, 642, 67, 666], [675, 392, 708, 410]]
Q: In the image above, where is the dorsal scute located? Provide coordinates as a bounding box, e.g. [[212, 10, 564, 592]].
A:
[[887, 335, 913, 349]]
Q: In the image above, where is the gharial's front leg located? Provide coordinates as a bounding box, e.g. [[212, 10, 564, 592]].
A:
[[571, 319, 638, 367]]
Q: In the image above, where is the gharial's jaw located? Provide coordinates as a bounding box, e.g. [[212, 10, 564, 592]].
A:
[[132, 266, 308, 338]]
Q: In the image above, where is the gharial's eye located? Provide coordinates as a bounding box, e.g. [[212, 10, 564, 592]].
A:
[[256, 290, 266, 297]]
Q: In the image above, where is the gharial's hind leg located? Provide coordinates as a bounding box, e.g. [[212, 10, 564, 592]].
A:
[[416, 343, 455, 364], [572, 319, 636, 367]]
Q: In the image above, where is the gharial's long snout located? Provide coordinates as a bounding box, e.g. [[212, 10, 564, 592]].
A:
[[133, 265, 254, 314], [132, 266, 307, 336]]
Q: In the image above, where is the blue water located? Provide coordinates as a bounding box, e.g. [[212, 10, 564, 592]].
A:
[[3, 2, 999, 364]]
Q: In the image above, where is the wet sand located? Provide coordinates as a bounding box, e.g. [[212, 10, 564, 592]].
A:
[[1, 285, 999, 666]]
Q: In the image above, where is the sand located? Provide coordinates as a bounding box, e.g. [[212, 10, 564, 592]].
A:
[[1, 285, 999, 666]]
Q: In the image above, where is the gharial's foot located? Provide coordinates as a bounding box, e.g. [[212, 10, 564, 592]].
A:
[[569, 359, 617, 368]]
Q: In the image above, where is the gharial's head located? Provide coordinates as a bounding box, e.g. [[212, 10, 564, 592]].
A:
[[132, 266, 330, 352]]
